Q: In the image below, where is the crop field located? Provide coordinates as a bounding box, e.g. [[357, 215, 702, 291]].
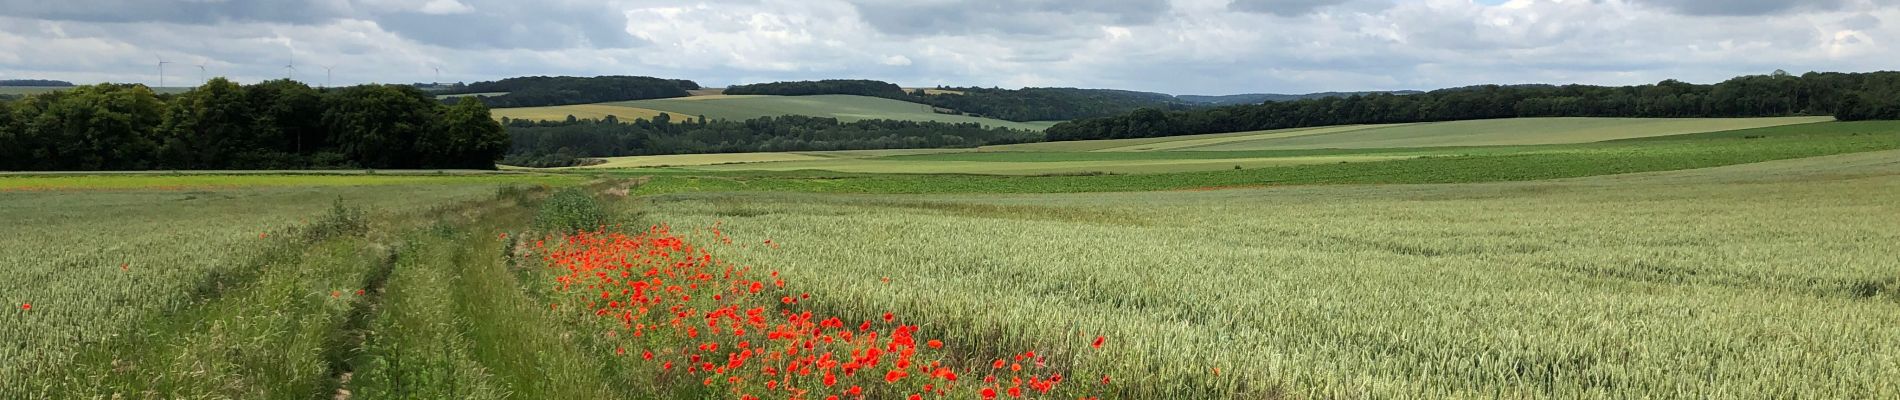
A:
[[1175, 116, 1830, 150], [683, 154, 1415, 175], [609, 120, 1900, 181], [610, 94, 1056, 130], [490, 103, 677, 123], [631, 149, 1900, 398], [9, 118, 1900, 399], [577, 148, 970, 169], [0, 176, 560, 395]]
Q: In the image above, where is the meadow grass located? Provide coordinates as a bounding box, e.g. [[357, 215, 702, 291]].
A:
[[610, 94, 1054, 131], [681, 154, 1414, 175], [1188, 116, 1831, 150], [628, 121, 1900, 194], [490, 103, 677, 123], [572, 148, 972, 170], [0, 178, 554, 396], [628, 150, 1900, 398], [0, 173, 576, 191]]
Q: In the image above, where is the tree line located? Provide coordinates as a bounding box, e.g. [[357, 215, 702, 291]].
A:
[[724, 79, 908, 98], [439, 75, 700, 108], [0, 79, 74, 87], [0, 80, 508, 171], [1046, 70, 1900, 142], [503, 114, 1040, 167]]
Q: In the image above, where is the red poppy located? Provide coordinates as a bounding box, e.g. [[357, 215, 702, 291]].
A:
[[1007, 386, 1022, 397], [1092, 336, 1106, 349], [882, 312, 894, 322], [980, 387, 997, 400], [885, 369, 908, 383], [19, 303, 29, 311], [926, 339, 943, 349]]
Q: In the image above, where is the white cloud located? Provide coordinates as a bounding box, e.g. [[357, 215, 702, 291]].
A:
[[1, 0, 1898, 94], [417, 0, 474, 15]]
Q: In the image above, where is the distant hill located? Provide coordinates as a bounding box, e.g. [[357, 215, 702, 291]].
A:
[[1178, 91, 1423, 105], [0, 79, 74, 87], [441, 76, 699, 108]]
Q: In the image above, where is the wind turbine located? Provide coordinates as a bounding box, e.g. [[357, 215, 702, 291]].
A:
[[156, 56, 172, 88], [284, 46, 296, 80], [196, 63, 207, 84], [322, 65, 335, 88], [432, 66, 441, 86]]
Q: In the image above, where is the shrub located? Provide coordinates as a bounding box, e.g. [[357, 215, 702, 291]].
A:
[[535, 188, 605, 233]]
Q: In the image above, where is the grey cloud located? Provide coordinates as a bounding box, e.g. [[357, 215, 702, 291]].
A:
[[371, 2, 641, 50], [850, 0, 1170, 37], [0, 0, 351, 24], [1840, 13, 1882, 29], [1227, 0, 1354, 16], [1626, 0, 1850, 16], [0, 0, 638, 50]]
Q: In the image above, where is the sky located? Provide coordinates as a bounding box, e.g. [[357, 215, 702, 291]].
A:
[[0, 0, 1894, 95]]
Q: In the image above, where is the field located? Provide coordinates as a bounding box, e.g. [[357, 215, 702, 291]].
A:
[[9, 117, 1900, 399], [0, 175, 577, 396], [635, 149, 1900, 398], [593, 119, 1897, 179], [609, 94, 1057, 130], [490, 103, 676, 123], [578, 148, 967, 169]]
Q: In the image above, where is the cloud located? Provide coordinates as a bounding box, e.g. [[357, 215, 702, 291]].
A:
[[1227, 0, 1356, 16], [1624, 0, 1851, 16], [1, 0, 1899, 95], [848, 0, 1171, 38]]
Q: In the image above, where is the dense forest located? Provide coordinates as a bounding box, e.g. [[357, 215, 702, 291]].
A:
[[1046, 71, 1900, 141], [0, 79, 74, 87], [0, 81, 507, 171], [724, 79, 908, 98], [438, 75, 699, 108], [1176, 91, 1424, 105], [503, 114, 1039, 167]]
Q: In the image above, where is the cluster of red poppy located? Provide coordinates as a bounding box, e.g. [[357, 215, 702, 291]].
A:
[[534, 226, 1111, 399]]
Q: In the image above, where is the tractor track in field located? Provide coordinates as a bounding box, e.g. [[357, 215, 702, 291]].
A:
[[323, 242, 402, 400]]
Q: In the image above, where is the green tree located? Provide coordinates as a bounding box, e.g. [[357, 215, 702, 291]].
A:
[[321, 85, 441, 168], [419, 97, 508, 169], [245, 79, 324, 165], [16, 84, 164, 170], [157, 78, 252, 168], [0, 99, 17, 170]]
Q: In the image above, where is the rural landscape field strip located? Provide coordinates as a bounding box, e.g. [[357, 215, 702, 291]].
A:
[[491, 103, 676, 123], [682, 155, 1415, 175], [1091, 124, 1397, 152], [635, 151, 1900, 398], [610, 94, 1054, 131], [629, 121, 1900, 194], [1189, 116, 1831, 150], [0, 179, 531, 395]]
